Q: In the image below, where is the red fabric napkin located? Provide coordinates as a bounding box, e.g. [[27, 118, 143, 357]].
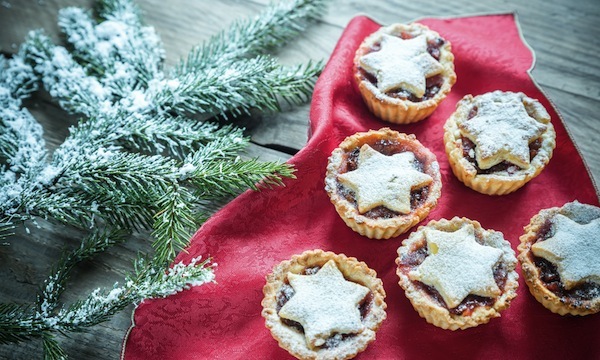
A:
[[122, 14, 600, 360]]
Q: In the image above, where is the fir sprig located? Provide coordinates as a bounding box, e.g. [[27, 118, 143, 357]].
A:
[[0, 230, 214, 353], [59, 0, 163, 90], [188, 156, 297, 198], [155, 57, 322, 118], [177, 0, 326, 72], [36, 229, 128, 318], [22, 31, 108, 117], [0, 0, 325, 357]]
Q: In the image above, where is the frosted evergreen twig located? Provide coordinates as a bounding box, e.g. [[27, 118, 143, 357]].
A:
[[154, 57, 322, 118], [22, 31, 108, 117], [0, 0, 326, 357], [0, 232, 214, 356], [36, 229, 128, 318], [177, 0, 327, 73], [59, 0, 163, 90]]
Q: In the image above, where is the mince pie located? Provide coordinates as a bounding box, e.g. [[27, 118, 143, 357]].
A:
[[518, 201, 600, 316], [354, 22, 456, 124], [261, 250, 387, 360], [443, 91, 556, 195], [325, 128, 442, 239], [396, 217, 519, 330]]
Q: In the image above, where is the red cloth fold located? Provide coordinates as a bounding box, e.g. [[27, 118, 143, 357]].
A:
[[123, 14, 600, 360]]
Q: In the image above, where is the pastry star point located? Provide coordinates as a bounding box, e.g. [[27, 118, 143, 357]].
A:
[[359, 34, 443, 97], [337, 145, 433, 214], [279, 260, 369, 348], [531, 214, 600, 289], [409, 224, 503, 308]]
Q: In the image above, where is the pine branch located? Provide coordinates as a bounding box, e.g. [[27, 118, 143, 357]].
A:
[[151, 185, 198, 263], [97, 0, 164, 85], [97, 0, 141, 25], [42, 333, 67, 360], [22, 31, 108, 117], [265, 60, 323, 107], [36, 229, 128, 318], [155, 56, 323, 118], [177, 0, 327, 73], [19, 190, 97, 230], [59, 0, 163, 90], [0, 0, 327, 356], [64, 114, 244, 161], [188, 156, 296, 199], [0, 63, 47, 174], [0, 55, 38, 99], [53, 256, 214, 331], [45, 151, 178, 231], [57, 8, 99, 67], [0, 303, 37, 344], [0, 258, 214, 358]]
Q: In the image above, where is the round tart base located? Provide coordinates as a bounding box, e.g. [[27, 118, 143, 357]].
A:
[[443, 91, 556, 195], [396, 217, 519, 330], [325, 128, 442, 239], [517, 201, 600, 316], [261, 250, 386, 360], [353, 22, 456, 124]]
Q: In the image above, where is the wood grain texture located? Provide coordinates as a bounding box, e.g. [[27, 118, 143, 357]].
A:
[[0, 0, 598, 359]]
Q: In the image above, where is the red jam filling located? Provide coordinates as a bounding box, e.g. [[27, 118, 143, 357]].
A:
[[275, 265, 373, 349], [532, 219, 600, 305], [336, 139, 431, 218], [359, 32, 446, 102], [461, 105, 543, 174], [398, 233, 507, 316]]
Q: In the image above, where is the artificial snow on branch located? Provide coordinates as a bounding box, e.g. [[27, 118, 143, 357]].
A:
[[0, 0, 327, 358], [0, 229, 215, 348]]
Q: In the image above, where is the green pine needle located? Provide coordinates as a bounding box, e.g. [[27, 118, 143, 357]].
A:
[[151, 185, 198, 263], [189, 158, 296, 198], [42, 333, 67, 360], [0, 303, 37, 344]]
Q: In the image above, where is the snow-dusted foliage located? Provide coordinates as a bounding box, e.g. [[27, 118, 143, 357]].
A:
[[0, 0, 325, 358]]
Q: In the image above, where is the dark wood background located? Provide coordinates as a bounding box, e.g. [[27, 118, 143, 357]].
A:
[[1, 0, 598, 359]]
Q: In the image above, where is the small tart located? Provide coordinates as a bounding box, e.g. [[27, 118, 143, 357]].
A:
[[261, 250, 387, 360], [443, 90, 556, 195], [396, 217, 519, 330], [517, 201, 600, 316], [325, 128, 442, 239], [353, 22, 456, 124]]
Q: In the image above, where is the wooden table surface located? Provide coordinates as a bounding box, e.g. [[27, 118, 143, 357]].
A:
[[1, 0, 598, 359]]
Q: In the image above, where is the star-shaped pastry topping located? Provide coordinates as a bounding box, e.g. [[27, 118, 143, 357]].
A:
[[337, 145, 433, 214], [278, 260, 370, 348], [359, 34, 444, 97], [409, 224, 503, 308], [531, 214, 600, 289], [458, 93, 547, 169]]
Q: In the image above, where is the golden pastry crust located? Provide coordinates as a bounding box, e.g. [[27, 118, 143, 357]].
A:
[[517, 201, 600, 316], [325, 128, 442, 239], [354, 22, 456, 124], [261, 249, 387, 360], [443, 91, 556, 195], [396, 217, 519, 330]]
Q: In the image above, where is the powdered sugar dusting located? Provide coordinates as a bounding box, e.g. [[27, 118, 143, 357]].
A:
[[337, 145, 432, 214], [279, 260, 369, 348], [532, 211, 600, 289], [359, 34, 443, 97], [457, 91, 547, 170], [409, 223, 504, 308]]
